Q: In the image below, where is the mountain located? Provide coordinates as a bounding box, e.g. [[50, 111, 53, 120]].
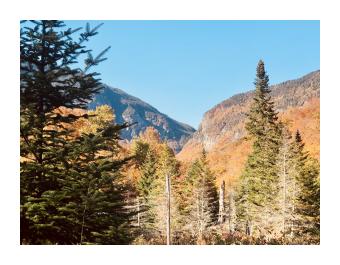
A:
[[177, 70, 320, 186], [88, 85, 196, 152]]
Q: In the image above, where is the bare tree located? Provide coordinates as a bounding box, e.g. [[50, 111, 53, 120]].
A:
[[165, 174, 171, 245], [218, 181, 226, 224], [227, 188, 236, 233]]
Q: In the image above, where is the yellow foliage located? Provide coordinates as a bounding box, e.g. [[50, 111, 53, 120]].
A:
[[177, 98, 320, 194], [79, 105, 115, 134]]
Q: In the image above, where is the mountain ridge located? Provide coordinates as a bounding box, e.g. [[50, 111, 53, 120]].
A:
[[88, 85, 196, 153], [177, 70, 320, 185], [186, 70, 320, 151]]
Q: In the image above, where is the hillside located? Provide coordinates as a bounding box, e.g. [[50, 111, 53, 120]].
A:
[[177, 70, 320, 186], [88, 85, 196, 152]]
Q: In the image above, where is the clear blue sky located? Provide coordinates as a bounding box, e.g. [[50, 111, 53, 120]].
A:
[[65, 20, 320, 129]]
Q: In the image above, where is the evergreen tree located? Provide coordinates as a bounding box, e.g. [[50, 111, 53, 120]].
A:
[[275, 125, 298, 239], [131, 139, 150, 169], [182, 150, 219, 241], [38, 122, 134, 244], [20, 20, 134, 244], [148, 144, 182, 243], [136, 147, 158, 232], [137, 148, 158, 202], [236, 60, 281, 237], [291, 130, 320, 239]]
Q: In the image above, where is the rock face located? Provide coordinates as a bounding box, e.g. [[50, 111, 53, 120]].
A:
[[177, 70, 320, 184], [88, 85, 196, 153], [181, 70, 320, 153]]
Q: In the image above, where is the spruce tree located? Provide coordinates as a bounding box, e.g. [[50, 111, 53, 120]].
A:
[[20, 20, 134, 244], [291, 130, 320, 240], [236, 60, 281, 237]]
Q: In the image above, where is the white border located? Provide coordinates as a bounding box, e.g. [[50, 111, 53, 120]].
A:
[[1, 0, 339, 264]]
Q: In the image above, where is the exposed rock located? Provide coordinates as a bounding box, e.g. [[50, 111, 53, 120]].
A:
[[182, 70, 320, 152], [88, 85, 196, 153]]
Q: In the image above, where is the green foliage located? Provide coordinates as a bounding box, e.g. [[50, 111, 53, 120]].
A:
[[181, 150, 219, 240], [235, 60, 320, 243], [137, 148, 158, 202], [79, 105, 115, 134], [20, 22, 319, 245], [20, 20, 134, 244], [148, 144, 182, 241], [131, 132, 183, 243], [291, 131, 320, 237], [131, 139, 150, 169], [237, 60, 282, 236]]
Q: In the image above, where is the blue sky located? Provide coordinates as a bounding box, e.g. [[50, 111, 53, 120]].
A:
[[65, 20, 320, 129]]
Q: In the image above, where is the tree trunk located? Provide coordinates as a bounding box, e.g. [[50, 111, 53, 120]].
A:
[[218, 181, 225, 224], [228, 189, 236, 233], [137, 197, 140, 227], [246, 220, 252, 236], [165, 174, 171, 245]]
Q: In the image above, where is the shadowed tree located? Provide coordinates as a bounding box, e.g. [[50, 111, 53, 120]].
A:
[[20, 20, 135, 244]]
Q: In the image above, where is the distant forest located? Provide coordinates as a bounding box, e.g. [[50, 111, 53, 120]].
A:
[[20, 20, 319, 245]]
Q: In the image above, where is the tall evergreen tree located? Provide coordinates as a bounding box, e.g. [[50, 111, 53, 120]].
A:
[[236, 60, 282, 237], [20, 20, 134, 244]]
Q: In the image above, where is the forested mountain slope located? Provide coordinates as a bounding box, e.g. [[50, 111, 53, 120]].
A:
[[88, 85, 196, 152], [178, 70, 320, 185]]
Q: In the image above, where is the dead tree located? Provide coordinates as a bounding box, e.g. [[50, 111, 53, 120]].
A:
[[218, 181, 226, 224], [165, 174, 171, 245], [228, 189, 236, 233], [137, 197, 141, 227]]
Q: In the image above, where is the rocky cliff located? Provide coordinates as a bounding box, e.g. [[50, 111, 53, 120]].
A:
[[177, 70, 320, 185], [88, 85, 196, 153]]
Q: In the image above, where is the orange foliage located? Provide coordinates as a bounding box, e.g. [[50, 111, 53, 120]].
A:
[[177, 98, 320, 191]]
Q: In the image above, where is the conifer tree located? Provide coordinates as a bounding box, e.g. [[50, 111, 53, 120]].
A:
[[20, 20, 134, 244], [236, 60, 281, 237], [137, 148, 158, 202], [275, 125, 298, 239], [136, 147, 158, 232], [148, 144, 182, 243], [182, 150, 219, 241], [291, 130, 320, 239]]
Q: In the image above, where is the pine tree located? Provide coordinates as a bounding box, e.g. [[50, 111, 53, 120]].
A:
[[182, 150, 219, 241], [236, 60, 281, 237], [20, 20, 134, 244]]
